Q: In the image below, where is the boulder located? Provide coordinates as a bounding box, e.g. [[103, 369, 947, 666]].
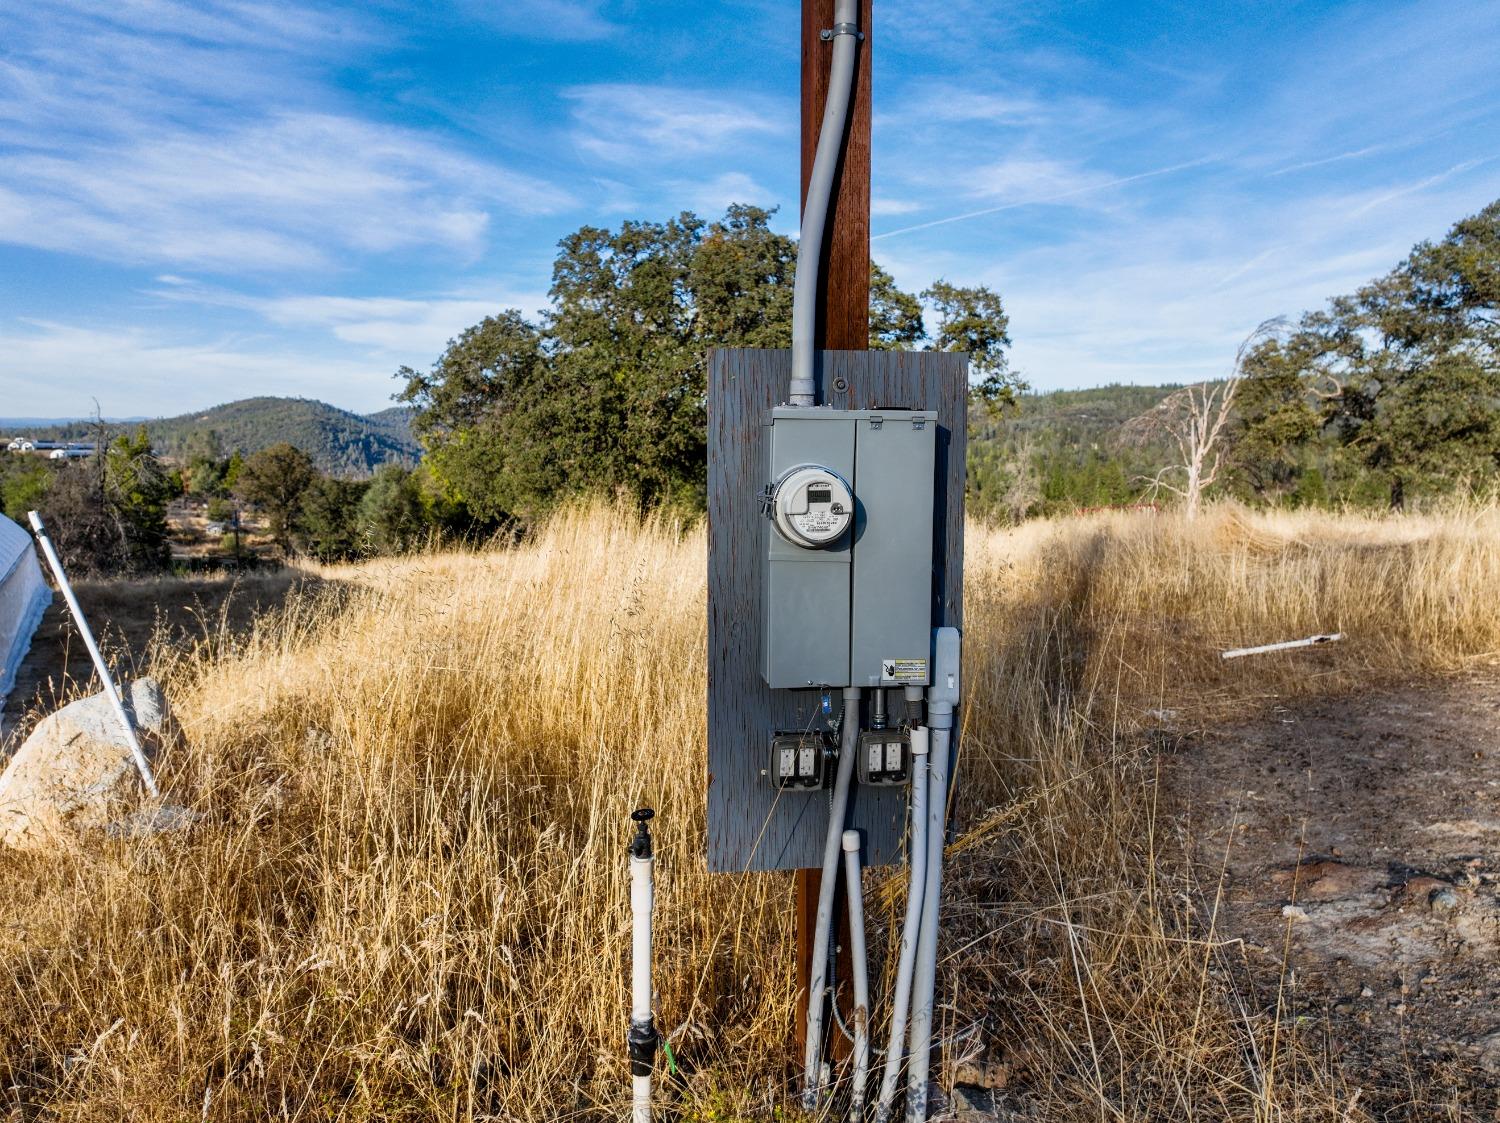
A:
[[0, 678, 170, 851]]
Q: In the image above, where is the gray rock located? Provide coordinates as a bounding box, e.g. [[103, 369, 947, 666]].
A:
[[0, 678, 171, 851], [1429, 887, 1462, 912]]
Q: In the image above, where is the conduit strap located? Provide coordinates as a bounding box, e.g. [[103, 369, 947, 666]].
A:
[[821, 22, 864, 40]]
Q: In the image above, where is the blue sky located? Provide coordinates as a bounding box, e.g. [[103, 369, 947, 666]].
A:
[[2, 0, 1498, 418]]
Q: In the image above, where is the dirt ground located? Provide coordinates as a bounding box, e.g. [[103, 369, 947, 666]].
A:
[[1, 570, 316, 751], [1172, 673, 1500, 1121]]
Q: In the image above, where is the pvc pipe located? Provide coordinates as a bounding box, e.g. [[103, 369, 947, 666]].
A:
[[874, 728, 929, 1123], [905, 726, 950, 1122], [627, 809, 657, 1123], [905, 731, 947, 1120], [842, 829, 871, 1119], [1221, 633, 1342, 659], [25, 511, 159, 799], [803, 686, 863, 1107], [789, 0, 860, 406]]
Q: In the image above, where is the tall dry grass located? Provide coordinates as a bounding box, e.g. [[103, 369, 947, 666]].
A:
[[0, 501, 1496, 1121]]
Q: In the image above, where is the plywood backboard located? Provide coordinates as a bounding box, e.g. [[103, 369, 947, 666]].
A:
[[706, 348, 966, 872]]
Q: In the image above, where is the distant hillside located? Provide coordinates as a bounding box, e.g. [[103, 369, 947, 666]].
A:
[[969, 383, 1182, 519], [1010, 383, 1180, 441], [25, 398, 419, 477]]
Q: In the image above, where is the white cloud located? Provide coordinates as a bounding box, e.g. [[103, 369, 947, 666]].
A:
[[669, 172, 775, 216], [0, 3, 569, 273], [455, 0, 621, 41], [0, 319, 398, 417], [964, 156, 1113, 204], [0, 110, 568, 271], [564, 84, 787, 166], [145, 282, 553, 358], [872, 197, 923, 217]]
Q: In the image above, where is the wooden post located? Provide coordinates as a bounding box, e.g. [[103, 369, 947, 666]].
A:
[[795, 0, 872, 1057], [800, 0, 871, 351]]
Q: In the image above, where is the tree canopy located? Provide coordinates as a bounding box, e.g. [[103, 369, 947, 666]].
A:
[[1237, 199, 1500, 507], [398, 204, 1019, 520]]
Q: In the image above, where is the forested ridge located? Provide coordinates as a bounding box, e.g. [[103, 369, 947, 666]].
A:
[[20, 398, 418, 477]]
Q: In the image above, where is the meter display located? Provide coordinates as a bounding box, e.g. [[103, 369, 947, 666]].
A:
[[770, 466, 853, 548]]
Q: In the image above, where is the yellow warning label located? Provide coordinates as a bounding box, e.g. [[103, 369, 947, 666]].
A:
[[881, 659, 927, 683]]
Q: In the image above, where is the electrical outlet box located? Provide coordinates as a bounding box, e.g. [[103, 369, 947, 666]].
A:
[[856, 729, 911, 786], [762, 407, 936, 690], [769, 732, 828, 790]]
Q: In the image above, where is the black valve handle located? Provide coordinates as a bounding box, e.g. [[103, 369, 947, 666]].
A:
[[629, 807, 655, 859]]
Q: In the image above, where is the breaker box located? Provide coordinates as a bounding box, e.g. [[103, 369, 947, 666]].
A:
[[761, 407, 937, 690], [705, 348, 965, 872]]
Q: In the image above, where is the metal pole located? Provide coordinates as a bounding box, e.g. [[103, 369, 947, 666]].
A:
[[627, 808, 658, 1123], [25, 511, 159, 798]]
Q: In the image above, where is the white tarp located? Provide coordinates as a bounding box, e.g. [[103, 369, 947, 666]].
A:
[[0, 513, 50, 706]]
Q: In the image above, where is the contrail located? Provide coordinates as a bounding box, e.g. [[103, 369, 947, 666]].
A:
[[871, 157, 1216, 240]]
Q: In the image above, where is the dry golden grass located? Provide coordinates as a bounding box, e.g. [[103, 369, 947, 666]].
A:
[[1, 500, 1496, 1121]]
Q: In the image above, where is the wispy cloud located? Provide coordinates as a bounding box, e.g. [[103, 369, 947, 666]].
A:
[[668, 172, 776, 216], [1267, 144, 1393, 178], [874, 157, 1215, 240], [0, 1, 569, 272], [872, 198, 923, 217], [0, 318, 396, 416], [0, 112, 568, 270], [146, 282, 553, 356], [454, 0, 622, 41], [564, 84, 787, 166]]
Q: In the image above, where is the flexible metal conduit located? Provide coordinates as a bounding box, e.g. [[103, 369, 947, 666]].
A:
[[873, 726, 928, 1122], [802, 685, 863, 1106], [789, 0, 861, 406], [842, 830, 871, 1118]]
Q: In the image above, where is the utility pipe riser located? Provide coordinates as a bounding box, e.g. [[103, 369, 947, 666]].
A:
[[789, 0, 860, 406], [906, 725, 950, 1123], [874, 727, 929, 1123], [632, 1075, 651, 1123], [630, 855, 654, 1023], [802, 685, 864, 1108], [842, 829, 871, 1120], [627, 810, 657, 1123]]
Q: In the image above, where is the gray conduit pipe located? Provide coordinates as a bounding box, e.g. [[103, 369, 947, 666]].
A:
[[842, 829, 871, 1119], [789, 0, 861, 406], [905, 723, 949, 1121], [803, 685, 863, 1107], [873, 727, 928, 1123], [907, 625, 960, 1121]]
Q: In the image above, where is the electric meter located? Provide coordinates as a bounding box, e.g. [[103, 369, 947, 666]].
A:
[[770, 465, 853, 548]]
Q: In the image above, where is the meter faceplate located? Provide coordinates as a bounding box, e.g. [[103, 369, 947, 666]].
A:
[[771, 465, 853, 548]]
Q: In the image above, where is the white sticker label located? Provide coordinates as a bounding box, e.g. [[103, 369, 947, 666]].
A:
[[881, 659, 928, 683]]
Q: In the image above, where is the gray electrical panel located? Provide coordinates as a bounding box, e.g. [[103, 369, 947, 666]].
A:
[[706, 349, 966, 873], [762, 407, 936, 689]]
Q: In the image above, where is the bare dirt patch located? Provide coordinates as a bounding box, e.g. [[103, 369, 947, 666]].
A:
[[1172, 673, 1500, 1120], [2, 570, 317, 750]]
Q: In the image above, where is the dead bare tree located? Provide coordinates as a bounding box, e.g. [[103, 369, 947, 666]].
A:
[[1122, 320, 1285, 518]]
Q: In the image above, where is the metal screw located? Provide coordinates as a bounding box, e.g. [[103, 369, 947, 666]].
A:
[[820, 28, 832, 40], [833, 376, 849, 392]]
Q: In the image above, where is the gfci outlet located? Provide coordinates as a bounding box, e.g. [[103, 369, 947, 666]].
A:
[[761, 408, 936, 690]]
